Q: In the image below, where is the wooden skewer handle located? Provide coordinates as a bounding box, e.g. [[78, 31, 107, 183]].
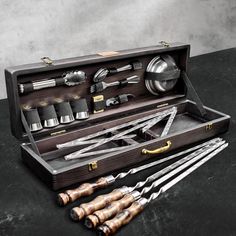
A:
[[70, 186, 130, 221], [85, 191, 140, 228], [97, 198, 147, 236], [57, 175, 115, 206]]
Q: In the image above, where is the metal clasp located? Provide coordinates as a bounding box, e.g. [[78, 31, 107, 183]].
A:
[[41, 56, 53, 66], [159, 41, 170, 47], [206, 123, 213, 131], [88, 161, 98, 171], [142, 141, 172, 155]]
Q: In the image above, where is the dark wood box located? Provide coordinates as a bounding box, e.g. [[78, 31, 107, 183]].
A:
[[5, 42, 230, 190]]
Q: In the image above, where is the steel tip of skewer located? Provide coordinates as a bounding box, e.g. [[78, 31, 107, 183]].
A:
[[56, 144, 67, 149], [70, 207, 85, 221], [57, 193, 70, 206], [84, 215, 99, 229], [64, 154, 73, 160]]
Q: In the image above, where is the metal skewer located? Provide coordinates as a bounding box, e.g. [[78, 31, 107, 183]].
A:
[[65, 107, 177, 159], [97, 143, 228, 236], [57, 134, 136, 148], [141, 107, 177, 134], [85, 139, 225, 228], [56, 107, 176, 149], [69, 140, 223, 221], [57, 138, 221, 206], [69, 145, 136, 159]]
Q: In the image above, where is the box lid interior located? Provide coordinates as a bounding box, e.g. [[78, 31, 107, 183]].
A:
[[5, 42, 192, 141]]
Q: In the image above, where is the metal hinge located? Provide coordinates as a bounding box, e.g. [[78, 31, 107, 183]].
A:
[[159, 41, 170, 47], [206, 123, 213, 131], [88, 161, 98, 171], [41, 56, 53, 66]]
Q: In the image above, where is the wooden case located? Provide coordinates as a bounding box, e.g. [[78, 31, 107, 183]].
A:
[[5, 42, 230, 190]]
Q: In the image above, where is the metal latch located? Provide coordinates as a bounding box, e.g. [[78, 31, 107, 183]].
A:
[[41, 56, 53, 66], [88, 161, 98, 171], [206, 123, 213, 131], [159, 41, 170, 47]]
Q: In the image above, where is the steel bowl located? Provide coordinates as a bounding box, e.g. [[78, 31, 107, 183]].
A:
[[145, 55, 179, 95]]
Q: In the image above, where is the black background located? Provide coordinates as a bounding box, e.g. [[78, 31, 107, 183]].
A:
[[0, 48, 236, 236]]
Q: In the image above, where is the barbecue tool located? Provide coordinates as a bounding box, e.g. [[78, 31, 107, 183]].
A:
[[93, 61, 142, 83], [69, 139, 222, 221], [57, 138, 220, 206], [63, 108, 176, 160], [141, 106, 177, 134], [61, 134, 136, 147], [18, 70, 86, 94], [63, 107, 177, 159], [97, 142, 228, 236], [85, 140, 225, 228], [71, 145, 136, 159], [90, 75, 140, 93], [57, 107, 176, 149]]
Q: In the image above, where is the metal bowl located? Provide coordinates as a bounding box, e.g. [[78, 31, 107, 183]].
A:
[[145, 55, 179, 95]]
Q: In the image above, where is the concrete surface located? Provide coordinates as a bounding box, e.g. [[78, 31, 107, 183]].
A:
[[0, 0, 235, 99]]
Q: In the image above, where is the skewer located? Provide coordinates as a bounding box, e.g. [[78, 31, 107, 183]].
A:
[[97, 143, 228, 236], [69, 140, 223, 221], [84, 140, 224, 228], [57, 138, 221, 206], [56, 107, 176, 149], [64, 107, 177, 159], [59, 134, 136, 147], [66, 145, 136, 159]]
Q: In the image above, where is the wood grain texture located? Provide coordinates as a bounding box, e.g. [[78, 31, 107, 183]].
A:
[[70, 188, 126, 221], [98, 201, 144, 236], [57, 177, 109, 206], [85, 193, 136, 228]]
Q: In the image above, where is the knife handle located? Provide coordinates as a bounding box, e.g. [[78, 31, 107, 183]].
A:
[[70, 187, 129, 221], [97, 199, 146, 236], [57, 175, 115, 206], [85, 191, 139, 228]]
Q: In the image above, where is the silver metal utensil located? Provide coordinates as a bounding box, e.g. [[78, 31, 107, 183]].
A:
[[93, 61, 142, 82], [90, 75, 140, 93]]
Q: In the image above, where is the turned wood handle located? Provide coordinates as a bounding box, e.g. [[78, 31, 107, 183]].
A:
[[57, 176, 114, 206], [70, 188, 127, 221], [97, 201, 144, 236], [85, 193, 137, 228]]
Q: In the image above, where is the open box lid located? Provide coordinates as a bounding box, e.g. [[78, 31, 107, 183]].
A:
[[5, 42, 206, 147]]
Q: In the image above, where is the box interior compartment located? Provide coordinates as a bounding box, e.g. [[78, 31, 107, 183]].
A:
[[22, 100, 225, 172]]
